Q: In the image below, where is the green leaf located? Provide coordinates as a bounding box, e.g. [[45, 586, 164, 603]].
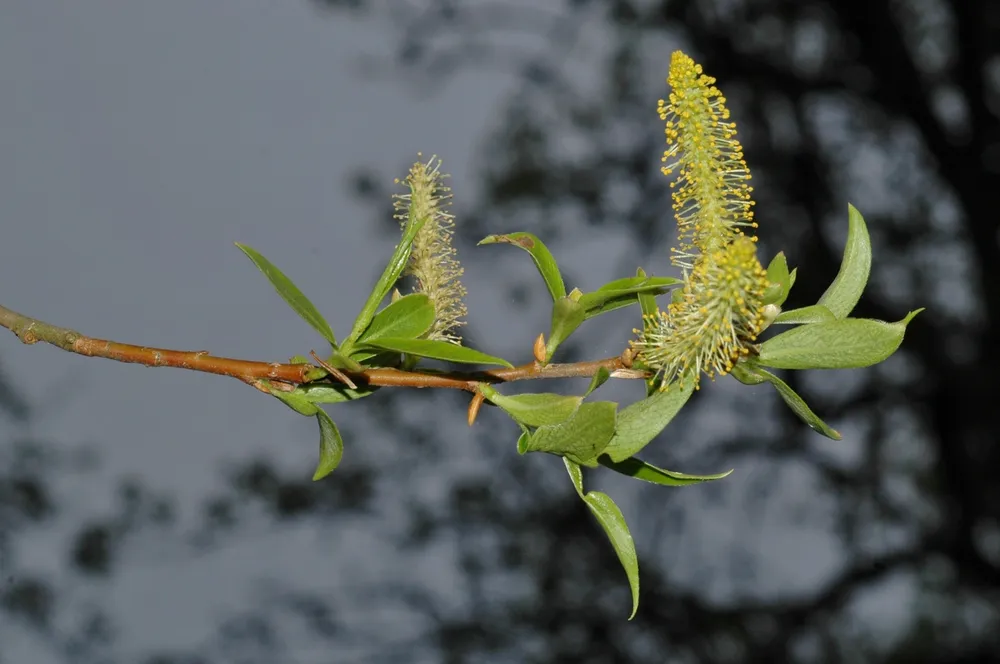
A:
[[585, 367, 611, 396], [358, 337, 513, 367], [596, 275, 682, 292], [356, 293, 434, 345], [235, 243, 338, 347], [269, 388, 320, 416], [758, 311, 922, 370], [773, 304, 836, 325], [546, 296, 586, 361], [603, 383, 695, 462], [312, 408, 344, 481], [565, 456, 585, 495], [598, 456, 733, 486], [818, 204, 872, 319], [478, 385, 583, 427], [564, 458, 639, 619], [580, 276, 682, 318], [521, 401, 617, 465], [478, 232, 566, 301], [343, 211, 429, 352], [763, 252, 791, 306], [291, 383, 379, 404], [748, 364, 841, 440], [729, 361, 767, 385]]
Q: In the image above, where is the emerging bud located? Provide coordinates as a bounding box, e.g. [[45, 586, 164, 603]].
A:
[[394, 155, 468, 344], [659, 51, 757, 269]]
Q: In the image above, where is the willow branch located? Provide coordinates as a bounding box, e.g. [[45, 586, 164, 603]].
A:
[[0, 303, 649, 392], [0, 304, 314, 385]]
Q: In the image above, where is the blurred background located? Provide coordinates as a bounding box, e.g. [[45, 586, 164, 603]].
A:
[[1, 1, 998, 662]]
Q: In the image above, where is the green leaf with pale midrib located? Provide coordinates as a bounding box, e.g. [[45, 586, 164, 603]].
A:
[[312, 408, 344, 480], [479, 386, 583, 427], [546, 297, 585, 361], [603, 383, 695, 462], [773, 304, 836, 325], [599, 456, 733, 485], [356, 293, 434, 346], [764, 252, 791, 306], [522, 401, 617, 465], [750, 366, 841, 440], [235, 243, 338, 347], [478, 232, 566, 301], [343, 211, 429, 352], [758, 312, 922, 370], [358, 337, 513, 367], [818, 204, 871, 318], [564, 459, 639, 619]]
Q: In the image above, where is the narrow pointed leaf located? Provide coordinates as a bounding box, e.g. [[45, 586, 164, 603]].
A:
[[758, 311, 922, 370], [343, 212, 429, 351], [522, 401, 617, 465], [563, 458, 640, 619], [603, 383, 695, 462], [595, 275, 683, 292], [586, 367, 612, 396], [746, 364, 841, 439], [312, 408, 344, 480], [818, 204, 871, 318], [235, 243, 338, 347], [599, 456, 733, 486], [773, 304, 836, 325], [580, 276, 681, 318], [586, 492, 639, 618], [356, 293, 435, 345], [478, 232, 566, 301], [546, 296, 585, 360], [358, 337, 513, 367], [478, 385, 583, 427]]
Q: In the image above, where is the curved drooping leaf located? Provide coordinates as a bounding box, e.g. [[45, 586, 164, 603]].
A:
[[758, 311, 922, 370], [358, 337, 513, 367], [546, 296, 586, 361], [773, 304, 836, 325], [743, 363, 841, 439], [598, 456, 733, 486], [343, 210, 429, 352], [478, 232, 566, 301], [478, 385, 583, 427], [235, 243, 338, 347], [602, 383, 695, 462], [356, 293, 434, 345], [521, 401, 617, 465], [564, 458, 639, 619], [817, 204, 872, 318], [312, 408, 344, 481]]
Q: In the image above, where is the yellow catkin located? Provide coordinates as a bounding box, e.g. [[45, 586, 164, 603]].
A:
[[659, 51, 758, 270], [393, 155, 468, 344], [631, 236, 769, 390], [629, 53, 768, 389]]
